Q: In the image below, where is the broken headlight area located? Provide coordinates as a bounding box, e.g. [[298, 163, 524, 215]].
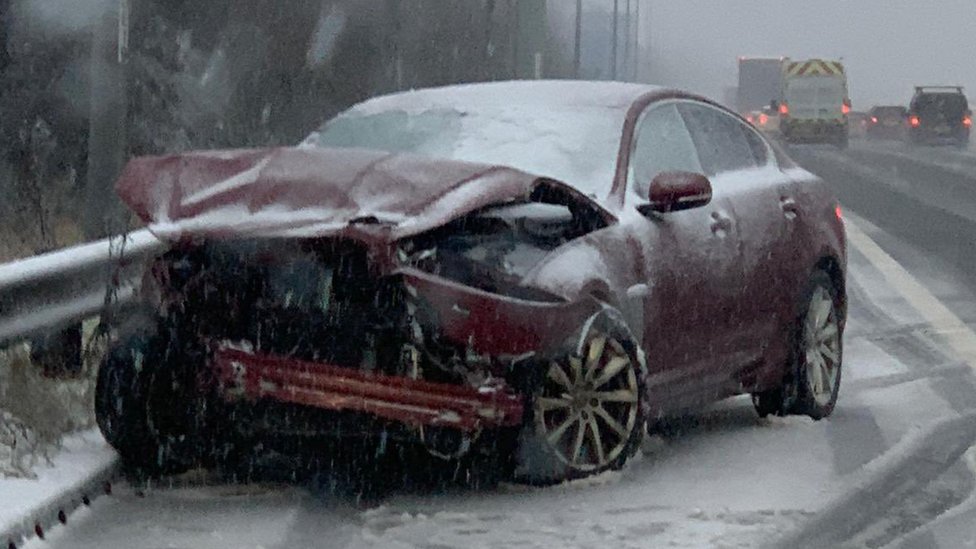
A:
[[145, 238, 406, 373], [396, 201, 590, 303]]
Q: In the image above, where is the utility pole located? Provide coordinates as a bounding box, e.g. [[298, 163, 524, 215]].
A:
[[633, 0, 640, 81], [84, 0, 129, 239], [510, 0, 519, 78], [611, 0, 618, 80], [514, 0, 547, 79], [574, 0, 582, 78], [38, 0, 130, 378], [642, 0, 651, 82], [623, 0, 630, 81]]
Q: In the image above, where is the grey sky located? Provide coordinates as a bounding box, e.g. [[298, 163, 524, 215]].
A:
[[641, 0, 976, 108]]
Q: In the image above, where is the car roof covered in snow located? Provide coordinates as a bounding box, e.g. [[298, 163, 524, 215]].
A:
[[347, 80, 664, 115]]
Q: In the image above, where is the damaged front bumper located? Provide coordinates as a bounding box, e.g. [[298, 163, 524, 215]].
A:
[[214, 347, 524, 432]]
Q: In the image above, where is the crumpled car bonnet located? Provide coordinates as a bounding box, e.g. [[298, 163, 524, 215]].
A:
[[116, 146, 541, 241]]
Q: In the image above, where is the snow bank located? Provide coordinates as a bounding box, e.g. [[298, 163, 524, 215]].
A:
[[0, 430, 117, 549]]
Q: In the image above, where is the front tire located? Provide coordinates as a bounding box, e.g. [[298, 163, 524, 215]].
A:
[[95, 327, 204, 477], [515, 308, 646, 485]]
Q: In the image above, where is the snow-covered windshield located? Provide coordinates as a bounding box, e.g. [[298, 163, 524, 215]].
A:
[[308, 106, 624, 198]]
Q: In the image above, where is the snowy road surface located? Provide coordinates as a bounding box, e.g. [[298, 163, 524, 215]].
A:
[[20, 141, 976, 548]]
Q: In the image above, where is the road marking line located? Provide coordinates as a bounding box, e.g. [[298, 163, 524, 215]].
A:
[[846, 219, 976, 370]]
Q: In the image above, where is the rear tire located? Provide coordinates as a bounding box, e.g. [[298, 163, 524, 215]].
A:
[[514, 307, 646, 485], [791, 271, 843, 419], [753, 270, 844, 420], [752, 389, 785, 419]]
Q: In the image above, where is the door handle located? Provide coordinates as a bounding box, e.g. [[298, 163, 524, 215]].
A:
[[627, 283, 650, 299], [780, 197, 799, 220], [710, 211, 732, 235]]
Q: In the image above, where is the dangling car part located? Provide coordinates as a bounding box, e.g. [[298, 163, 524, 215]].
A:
[[212, 346, 524, 432]]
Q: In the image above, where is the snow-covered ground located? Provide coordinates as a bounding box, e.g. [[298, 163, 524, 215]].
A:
[[9, 213, 975, 549], [1, 430, 116, 547]]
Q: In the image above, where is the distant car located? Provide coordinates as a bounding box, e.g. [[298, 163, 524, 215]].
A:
[[97, 81, 847, 485], [747, 107, 780, 135], [848, 111, 870, 139], [908, 86, 971, 147], [866, 106, 908, 141]]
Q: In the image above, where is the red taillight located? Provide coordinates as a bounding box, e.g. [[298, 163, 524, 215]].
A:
[[758, 113, 769, 125], [870, 116, 878, 124], [909, 115, 921, 128], [778, 103, 789, 116], [841, 104, 851, 115], [746, 114, 754, 124], [835, 204, 843, 221], [964, 116, 972, 128]]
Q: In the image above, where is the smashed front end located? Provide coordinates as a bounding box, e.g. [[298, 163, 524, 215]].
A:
[[113, 146, 612, 457], [143, 200, 605, 450]]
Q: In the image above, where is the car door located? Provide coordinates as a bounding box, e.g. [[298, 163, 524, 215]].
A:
[[676, 101, 794, 391], [624, 101, 745, 410]]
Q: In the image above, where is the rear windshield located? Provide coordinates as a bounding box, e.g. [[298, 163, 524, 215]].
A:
[[913, 93, 969, 116], [785, 77, 846, 106]]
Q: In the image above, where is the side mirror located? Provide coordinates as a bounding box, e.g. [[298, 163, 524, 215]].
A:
[[637, 171, 713, 216]]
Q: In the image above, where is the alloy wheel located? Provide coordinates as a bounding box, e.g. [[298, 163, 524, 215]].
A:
[[803, 285, 841, 408], [535, 331, 640, 472]]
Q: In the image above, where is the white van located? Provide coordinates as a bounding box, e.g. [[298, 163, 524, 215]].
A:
[[777, 59, 851, 148]]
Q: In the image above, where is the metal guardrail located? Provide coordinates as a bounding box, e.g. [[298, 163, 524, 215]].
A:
[[0, 229, 167, 347]]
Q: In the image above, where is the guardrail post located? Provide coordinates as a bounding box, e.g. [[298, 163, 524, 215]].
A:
[[29, 326, 83, 378]]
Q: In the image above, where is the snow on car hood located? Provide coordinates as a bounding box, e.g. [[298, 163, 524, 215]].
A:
[[116, 146, 542, 241]]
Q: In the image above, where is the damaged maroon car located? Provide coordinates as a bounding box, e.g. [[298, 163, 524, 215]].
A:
[[95, 81, 846, 484]]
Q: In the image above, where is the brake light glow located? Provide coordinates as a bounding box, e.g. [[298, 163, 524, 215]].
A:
[[758, 113, 769, 125], [778, 103, 789, 116], [870, 116, 878, 124], [964, 115, 972, 128], [746, 114, 754, 124], [835, 204, 843, 221], [909, 115, 921, 128], [841, 103, 851, 115]]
